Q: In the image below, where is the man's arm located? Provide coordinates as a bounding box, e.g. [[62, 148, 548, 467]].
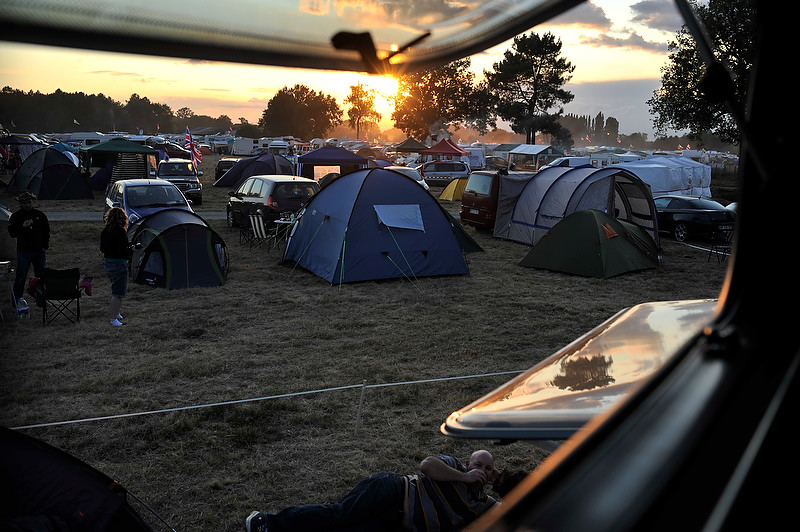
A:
[[420, 456, 489, 485]]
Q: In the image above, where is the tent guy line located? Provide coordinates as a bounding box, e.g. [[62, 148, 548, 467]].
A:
[[9, 370, 524, 430]]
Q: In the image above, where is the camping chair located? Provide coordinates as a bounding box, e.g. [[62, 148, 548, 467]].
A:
[[40, 267, 85, 324], [249, 213, 270, 250], [239, 214, 254, 246], [708, 228, 733, 264]]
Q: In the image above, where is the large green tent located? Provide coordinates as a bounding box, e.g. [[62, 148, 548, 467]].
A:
[[519, 209, 659, 278]]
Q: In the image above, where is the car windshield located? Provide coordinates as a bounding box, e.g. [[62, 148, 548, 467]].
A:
[[160, 163, 194, 175], [127, 185, 186, 208]]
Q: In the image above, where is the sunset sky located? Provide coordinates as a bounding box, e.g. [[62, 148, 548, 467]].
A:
[[1, 1, 685, 137]]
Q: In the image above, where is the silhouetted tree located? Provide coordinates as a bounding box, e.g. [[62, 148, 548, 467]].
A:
[[485, 32, 575, 144]]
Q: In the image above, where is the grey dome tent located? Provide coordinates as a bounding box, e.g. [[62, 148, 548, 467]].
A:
[[7, 146, 93, 200], [493, 165, 660, 249], [519, 209, 659, 278], [128, 209, 228, 290], [212, 153, 294, 188]]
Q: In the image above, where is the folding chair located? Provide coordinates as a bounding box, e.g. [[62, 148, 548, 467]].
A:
[[239, 214, 254, 246], [40, 268, 83, 325], [708, 228, 733, 264], [249, 213, 270, 250]]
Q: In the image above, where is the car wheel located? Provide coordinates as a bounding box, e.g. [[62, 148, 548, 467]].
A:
[[673, 222, 688, 242], [227, 208, 235, 227]]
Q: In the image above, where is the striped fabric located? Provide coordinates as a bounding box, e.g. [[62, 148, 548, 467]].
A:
[[404, 456, 497, 531]]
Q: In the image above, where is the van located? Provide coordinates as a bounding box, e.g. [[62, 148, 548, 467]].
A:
[[459, 170, 502, 230], [419, 160, 470, 186]]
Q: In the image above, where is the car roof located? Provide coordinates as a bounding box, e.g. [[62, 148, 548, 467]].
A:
[[246, 175, 317, 183], [114, 179, 180, 187], [160, 158, 192, 163]]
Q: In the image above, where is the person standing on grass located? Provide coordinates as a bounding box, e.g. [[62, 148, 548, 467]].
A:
[[246, 449, 504, 532], [7, 190, 49, 308], [100, 207, 132, 327]]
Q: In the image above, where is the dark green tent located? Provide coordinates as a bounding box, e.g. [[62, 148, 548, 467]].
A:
[[127, 208, 228, 289], [519, 209, 659, 278]]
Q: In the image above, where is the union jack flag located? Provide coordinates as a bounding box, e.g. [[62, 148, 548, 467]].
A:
[[185, 126, 202, 169]]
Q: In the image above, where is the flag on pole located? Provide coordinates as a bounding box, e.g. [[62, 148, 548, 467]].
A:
[[185, 126, 202, 169]]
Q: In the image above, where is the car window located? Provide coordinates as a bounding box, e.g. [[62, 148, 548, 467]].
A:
[[465, 173, 493, 195], [238, 179, 255, 196], [250, 180, 265, 198], [274, 183, 318, 201], [667, 198, 686, 209]]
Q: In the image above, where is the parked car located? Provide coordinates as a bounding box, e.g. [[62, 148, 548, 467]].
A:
[[104, 179, 193, 224], [146, 138, 190, 159], [227, 175, 319, 228], [653, 195, 735, 242], [215, 157, 241, 179], [152, 158, 203, 205], [418, 160, 470, 186], [384, 165, 429, 191], [484, 156, 509, 170]]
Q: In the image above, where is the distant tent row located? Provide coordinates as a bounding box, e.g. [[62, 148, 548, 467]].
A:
[[493, 165, 660, 249], [213, 153, 294, 188], [128, 209, 228, 290], [283, 167, 481, 285], [7, 145, 93, 200]]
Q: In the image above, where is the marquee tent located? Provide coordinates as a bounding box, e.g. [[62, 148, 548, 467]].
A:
[[493, 165, 659, 248], [128, 209, 228, 290], [392, 138, 428, 152], [7, 146, 93, 200], [283, 167, 475, 284], [519, 209, 660, 278], [212, 153, 294, 188], [296, 145, 367, 180], [81, 138, 158, 189], [419, 138, 469, 157]]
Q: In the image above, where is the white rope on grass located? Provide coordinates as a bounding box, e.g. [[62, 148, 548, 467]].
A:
[[10, 370, 524, 430]]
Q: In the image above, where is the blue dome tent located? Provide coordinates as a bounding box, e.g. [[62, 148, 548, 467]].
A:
[[283, 167, 477, 285]]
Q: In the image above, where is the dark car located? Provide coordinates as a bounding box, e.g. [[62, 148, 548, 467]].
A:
[[215, 157, 241, 179], [152, 158, 203, 205], [654, 195, 735, 242], [104, 179, 193, 224], [227, 175, 319, 228]]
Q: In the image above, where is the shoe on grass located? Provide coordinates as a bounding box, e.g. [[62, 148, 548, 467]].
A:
[[110, 318, 124, 326], [246, 511, 268, 532]]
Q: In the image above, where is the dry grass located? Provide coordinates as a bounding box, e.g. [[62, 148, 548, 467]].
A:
[[0, 156, 728, 531]]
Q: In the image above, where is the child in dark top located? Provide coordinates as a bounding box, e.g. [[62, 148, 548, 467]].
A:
[[7, 191, 50, 306], [100, 207, 132, 326]]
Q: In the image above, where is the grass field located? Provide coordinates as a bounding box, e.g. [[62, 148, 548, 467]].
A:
[[1, 155, 730, 531]]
